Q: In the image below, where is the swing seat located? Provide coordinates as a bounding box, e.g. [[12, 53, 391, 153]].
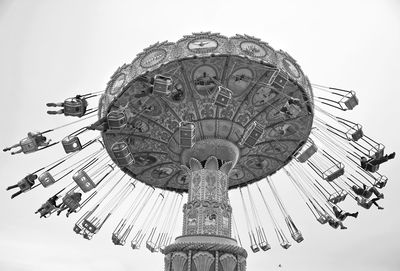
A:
[[112, 234, 125, 246], [341, 92, 358, 110], [271, 70, 288, 90], [259, 241, 271, 251], [38, 202, 56, 217], [240, 121, 264, 148], [328, 219, 339, 229], [62, 136, 82, 154], [153, 75, 173, 95], [328, 192, 347, 204], [250, 244, 260, 253], [280, 242, 291, 249], [73, 170, 96, 193], [111, 142, 135, 167], [323, 166, 344, 182], [214, 86, 232, 107], [328, 193, 340, 204], [368, 145, 384, 159], [317, 215, 328, 224], [365, 162, 379, 172], [38, 171, 56, 188], [83, 231, 94, 240], [17, 179, 33, 192], [64, 98, 87, 117], [73, 224, 83, 234], [20, 137, 38, 154], [348, 127, 363, 141], [296, 142, 317, 163], [107, 111, 127, 130], [82, 219, 98, 234], [374, 175, 388, 188], [179, 122, 196, 148], [62, 194, 81, 211], [131, 241, 140, 250], [292, 232, 304, 243], [339, 191, 348, 202], [146, 241, 158, 252]]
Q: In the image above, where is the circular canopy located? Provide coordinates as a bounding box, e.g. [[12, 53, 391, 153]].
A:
[[99, 33, 314, 192]]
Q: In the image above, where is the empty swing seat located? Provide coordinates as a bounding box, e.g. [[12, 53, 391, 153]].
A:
[[342, 92, 358, 110], [146, 241, 158, 252], [292, 232, 304, 243], [20, 137, 39, 154], [214, 86, 232, 107], [73, 170, 96, 193], [250, 244, 260, 253], [111, 142, 134, 167], [328, 192, 347, 204], [316, 214, 328, 224], [296, 142, 318, 163], [153, 75, 173, 95], [348, 127, 363, 141], [62, 135, 82, 153], [179, 122, 196, 148], [82, 219, 98, 234], [131, 240, 140, 250], [240, 121, 264, 148], [323, 166, 344, 182], [73, 224, 83, 234], [82, 231, 94, 240], [281, 242, 291, 249], [64, 98, 87, 117], [38, 171, 56, 187], [112, 234, 125, 246], [259, 241, 271, 251], [271, 70, 288, 90], [107, 111, 127, 130]]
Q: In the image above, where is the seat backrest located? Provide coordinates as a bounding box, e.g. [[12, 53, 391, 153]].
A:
[[107, 111, 127, 129], [292, 232, 304, 243], [62, 136, 82, 153], [131, 241, 140, 250], [64, 100, 85, 116], [63, 194, 81, 210], [324, 166, 344, 182], [260, 242, 271, 251], [82, 219, 98, 234], [281, 242, 291, 249], [296, 141, 317, 163], [20, 137, 38, 153], [112, 233, 125, 246], [73, 170, 96, 193], [39, 171, 55, 187], [251, 244, 260, 253]]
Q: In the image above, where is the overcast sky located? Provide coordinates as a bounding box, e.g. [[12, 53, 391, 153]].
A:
[[0, 1, 399, 271]]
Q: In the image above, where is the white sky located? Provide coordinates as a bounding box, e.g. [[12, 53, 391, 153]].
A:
[[0, 0, 399, 271]]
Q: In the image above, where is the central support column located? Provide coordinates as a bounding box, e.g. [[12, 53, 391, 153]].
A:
[[163, 156, 247, 271], [183, 156, 231, 237]]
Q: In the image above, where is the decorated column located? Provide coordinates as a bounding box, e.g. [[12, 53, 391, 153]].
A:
[[163, 156, 247, 271]]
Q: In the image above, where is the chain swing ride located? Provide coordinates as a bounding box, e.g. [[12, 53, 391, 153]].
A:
[[3, 33, 395, 271]]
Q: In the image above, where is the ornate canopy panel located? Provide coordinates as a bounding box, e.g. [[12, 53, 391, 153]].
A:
[[99, 33, 314, 192]]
